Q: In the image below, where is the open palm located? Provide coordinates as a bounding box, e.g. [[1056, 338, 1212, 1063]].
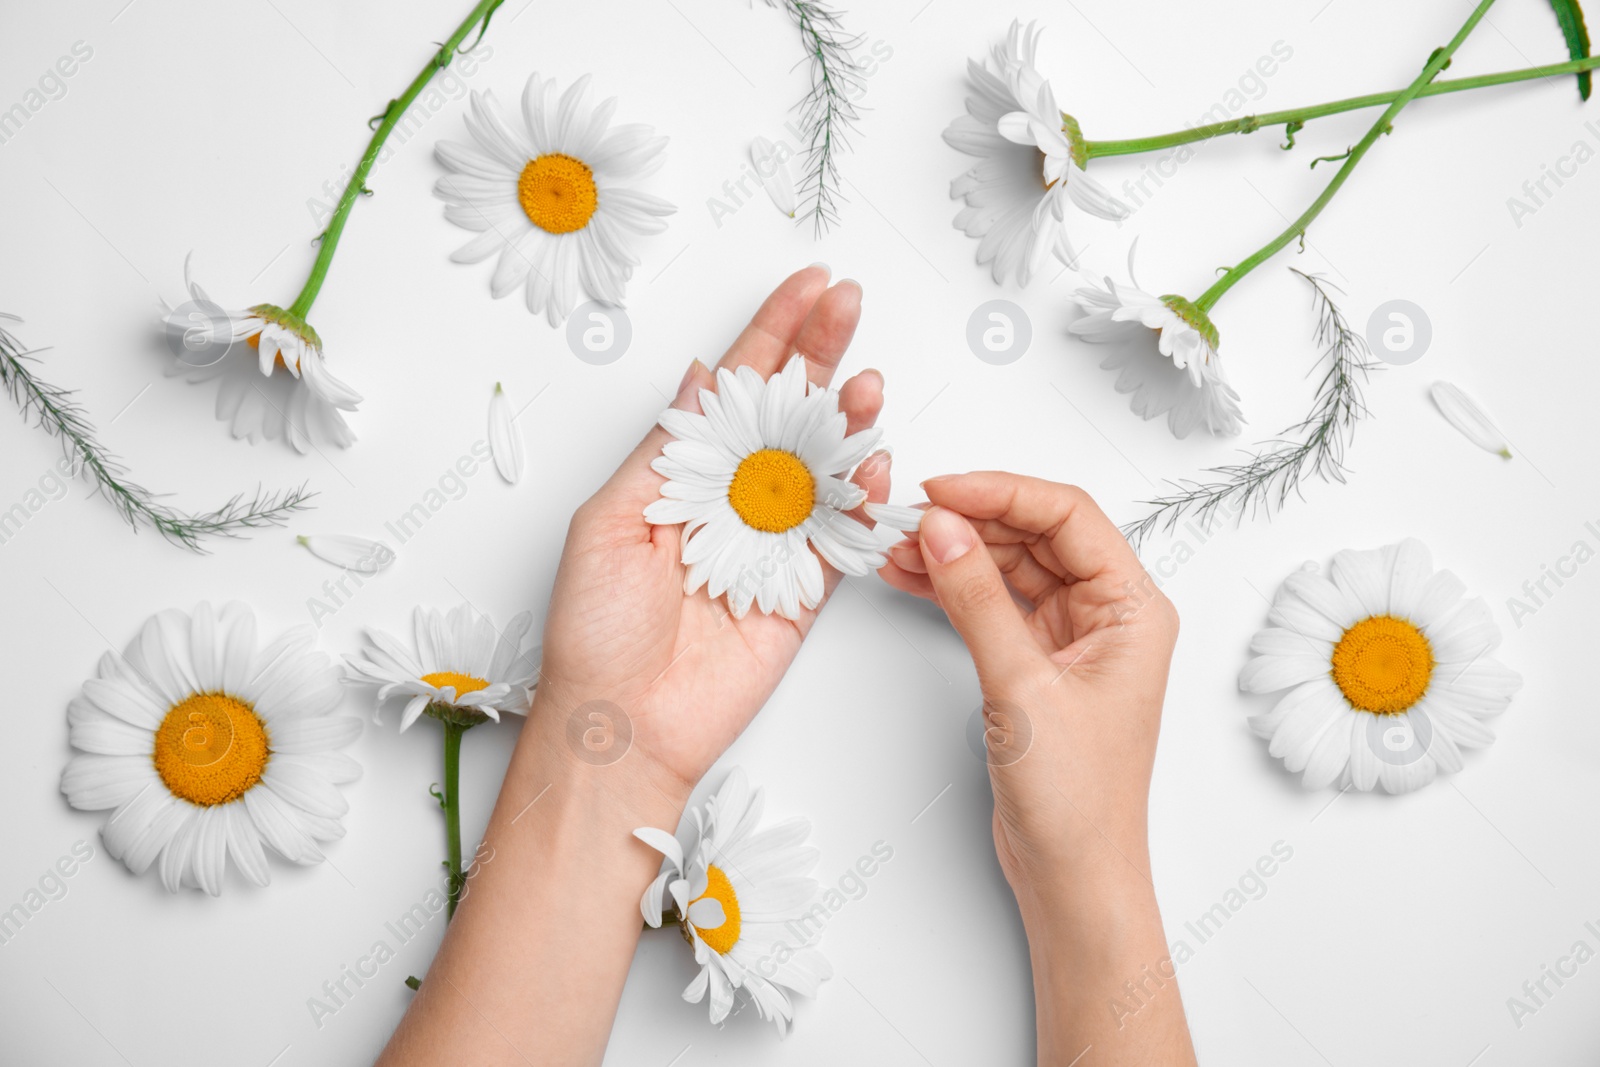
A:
[[535, 267, 889, 790]]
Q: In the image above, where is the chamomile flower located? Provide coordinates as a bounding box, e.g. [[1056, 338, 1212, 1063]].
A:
[[643, 356, 918, 621], [434, 73, 675, 326], [636, 768, 831, 1034], [1067, 273, 1244, 438], [344, 605, 540, 730], [944, 20, 1127, 286], [163, 263, 361, 452], [60, 603, 360, 894], [1240, 539, 1522, 794]]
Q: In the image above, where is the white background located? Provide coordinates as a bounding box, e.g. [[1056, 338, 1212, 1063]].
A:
[[2, 0, 1598, 1064]]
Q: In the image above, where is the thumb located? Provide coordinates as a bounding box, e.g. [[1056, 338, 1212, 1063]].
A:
[[918, 506, 1041, 682]]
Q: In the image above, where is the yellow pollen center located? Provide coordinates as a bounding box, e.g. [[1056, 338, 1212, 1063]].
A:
[[691, 864, 743, 955], [1330, 615, 1434, 714], [517, 153, 599, 234], [727, 449, 815, 533], [152, 692, 270, 806], [420, 671, 490, 698]]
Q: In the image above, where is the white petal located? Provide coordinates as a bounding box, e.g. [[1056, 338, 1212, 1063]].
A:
[[488, 382, 525, 484], [862, 502, 924, 531], [297, 534, 394, 572], [1430, 381, 1511, 458], [750, 136, 798, 218], [633, 826, 685, 870]]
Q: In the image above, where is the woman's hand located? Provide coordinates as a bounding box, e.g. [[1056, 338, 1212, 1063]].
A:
[[534, 264, 889, 795], [881, 473, 1196, 1066], [379, 267, 889, 1067]]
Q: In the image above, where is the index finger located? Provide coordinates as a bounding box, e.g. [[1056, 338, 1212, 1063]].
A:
[[919, 472, 1143, 585]]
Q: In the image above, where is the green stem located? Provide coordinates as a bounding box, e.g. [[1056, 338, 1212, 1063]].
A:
[[442, 719, 465, 919], [1195, 0, 1500, 314], [1083, 53, 1600, 160], [285, 0, 504, 319]]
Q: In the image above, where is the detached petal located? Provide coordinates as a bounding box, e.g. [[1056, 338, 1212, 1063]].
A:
[[488, 382, 526, 485], [1429, 381, 1511, 459], [750, 136, 798, 218], [297, 534, 395, 572]]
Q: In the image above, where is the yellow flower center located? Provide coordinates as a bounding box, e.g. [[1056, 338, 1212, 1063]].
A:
[[420, 671, 490, 697], [1330, 615, 1434, 714], [152, 693, 271, 806], [517, 153, 599, 234], [727, 449, 816, 533], [691, 864, 743, 955]]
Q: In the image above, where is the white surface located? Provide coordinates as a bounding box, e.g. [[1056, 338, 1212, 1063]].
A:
[[2, 0, 1598, 1064]]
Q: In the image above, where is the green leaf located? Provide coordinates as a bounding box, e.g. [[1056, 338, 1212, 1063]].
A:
[[1548, 0, 1593, 100]]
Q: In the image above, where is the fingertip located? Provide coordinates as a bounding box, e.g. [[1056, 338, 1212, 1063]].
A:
[[918, 505, 978, 566], [839, 372, 885, 435], [671, 358, 714, 413], [888, 540, 927, 574]]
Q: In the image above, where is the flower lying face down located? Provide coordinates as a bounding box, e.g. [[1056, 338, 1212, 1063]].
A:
[[636, 768, 832, 1034], [1240, 539, 1521, 794], [644, 355, 923, 621], [163, 262, 361, 452], [60, 603, 361, 894], [1068, 272, 1244, 439], [944, 20, 1128, 286]]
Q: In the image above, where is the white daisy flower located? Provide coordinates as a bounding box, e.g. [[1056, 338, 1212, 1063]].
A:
[[344, 605, 540, 731], [162, 263, 362, 452], [944, 20, 1127, 286], [1240, 539, 1522, 794], [1067, 273, 1244, 438], [434, 73, 675, 326], [636, 768, 831, 1034], [643, 356, 918, 621], [60, 603, 361, 894]]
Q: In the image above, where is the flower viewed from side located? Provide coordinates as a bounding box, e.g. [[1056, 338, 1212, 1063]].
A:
[[636, 768, 831, 1034], [944, 20, 1128, 286], [60, 603, 360, 894], [1239, 539, 1521, 794], [644, 356, 919, 621], [1068, 273, 1244, 438], [434, 74, 675, 326], [163, 264, 362, 452], [344, 605, 540, 730]]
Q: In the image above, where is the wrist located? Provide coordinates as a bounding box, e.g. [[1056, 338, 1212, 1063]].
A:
[[513, 688, 694, 832]]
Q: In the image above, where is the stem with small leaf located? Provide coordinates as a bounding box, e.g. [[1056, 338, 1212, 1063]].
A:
[[1083, 53, 1600, 160], [1194, 0, 1500, 314], [286, 0, 504, 320], [440, 718, 468, 920]]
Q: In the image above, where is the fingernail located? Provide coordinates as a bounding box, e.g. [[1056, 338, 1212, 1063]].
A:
[[676, 359, 704, 397], [863, 367, 884, 389], [920, 475, 952, 490], [838, 278, 862, 298], [921, 506, 975, 564], [860, 448, 891, 479], [809, 262, 831, 276]]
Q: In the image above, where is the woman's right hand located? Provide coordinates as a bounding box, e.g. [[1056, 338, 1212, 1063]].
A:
[[881, 472, 1195, 1065]]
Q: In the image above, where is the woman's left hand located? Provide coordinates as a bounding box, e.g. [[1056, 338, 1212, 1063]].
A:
[[533, 265, 889, 795]]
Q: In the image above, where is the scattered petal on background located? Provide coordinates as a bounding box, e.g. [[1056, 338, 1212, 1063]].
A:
[[297, 534, 394, 572], [750, 136, 797, 219], [1429, 381, 1511, 459], [489, 382, 525, 485]]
